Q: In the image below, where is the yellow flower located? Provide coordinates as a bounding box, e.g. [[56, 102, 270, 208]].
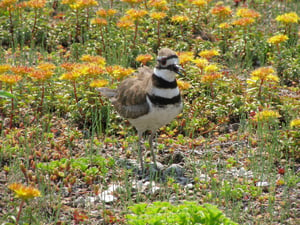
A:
[[250, 67, 277, 81], [0, 74, 22, 84], [61, 62, 78, 72], [117, 16, 134, 29], [96, 8, 118, 17], [201, 73, 222, 83], [193, 58, 209, 69], [126, 9, 147, 20], [90, 79, 109, 88], [37, 62, 56, 71], [107, 9, 117, 16], [276, 12, 299, 24], [267, 34, 289, 45], [106, 65, 134, 79], [290, 119, 300, 128], [85, 64, 105, 77], [232, 17, 255, 26], [0, 64, 11, 74], [253, 110, 280, 122], [59, 71, 77, 80], [68, 0, 98, 10], [199, 49, 219, 60], [177, 80, 191, 90], [211, 5, 232, 18], [26, 0, 46, 9], [29, 70, 53, 81], [0, 0, 17, 9], [171, 15, 189, 23], [148, 0, 168, 10], [236, 8, 261, 19], [136, 54, 153, 65], [150, 12, 167, 20], [204, 64, 219, 73], [191, 0, 207, 7], [218, 22, 231, 29], [121, 0, 142, 3], [178, 51, 193, 65], [80, 55, 106, 66], [11, 66, 34, 75], [8, 183, 41, 201], [91, 18, 108, 26]]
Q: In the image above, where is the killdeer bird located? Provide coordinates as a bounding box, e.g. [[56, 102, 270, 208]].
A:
[[97, 48, 184, 171]]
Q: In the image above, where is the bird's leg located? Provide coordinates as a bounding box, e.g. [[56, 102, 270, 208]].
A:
[[138, 131, 144, 172], [149, 131, 157, 169]]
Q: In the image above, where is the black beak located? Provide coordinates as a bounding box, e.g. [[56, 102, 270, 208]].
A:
[[173, 64, 185, 77]]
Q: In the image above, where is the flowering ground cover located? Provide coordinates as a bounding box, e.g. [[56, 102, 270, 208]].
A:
[[0, 0, 299, 224]]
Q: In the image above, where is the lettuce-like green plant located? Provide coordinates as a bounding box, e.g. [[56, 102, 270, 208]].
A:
[[126, 201, 238, 225]]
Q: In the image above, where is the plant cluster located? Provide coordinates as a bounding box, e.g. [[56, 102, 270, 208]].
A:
[[0, 0, 299, 224]]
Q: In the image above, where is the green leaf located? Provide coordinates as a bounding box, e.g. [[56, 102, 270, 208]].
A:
[[0, 90, 15, 99]]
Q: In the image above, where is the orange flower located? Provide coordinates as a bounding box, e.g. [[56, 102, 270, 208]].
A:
[[8, 183, 41, 200], [61, 62, 78, 72], [26, 0, 46, 9], [199, 49, 219, 60], [0, 74, 22, 85], [0, 64, 11, 74], [89, 79, 108, 88], [177, 80, 191, 90], [105, 65, 134, 79], [96, 8, 117, 17], [218, 22, 231, 29], [211, 5, 232, 18], [80, 55, 106, 66], [126, 9, 147, 20], [0, 0, 17, 9], [37, 62, 56, 71], [236, 8, 261, 19], [11, 66, 34, 75], [201, 73, 222, 83], [136, 54, 153, 65], [148, 0, 168, 10], [250, 67, 276, 81], [232, 17, 255, 26], [29, 70, 53, 81], [86, 64, 105, 77], [150, 12, 167, 20], [171, 15, 189, 23], [117, 16, 135, 29], [91, 18, 108, 26]]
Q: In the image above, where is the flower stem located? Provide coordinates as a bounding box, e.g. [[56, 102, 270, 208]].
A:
[[73, 80, 83, 116], [16, 200, 25, 225], [38, 82, 45, 114], [8, 9, 15, 50], [10, 85, 14, 129]]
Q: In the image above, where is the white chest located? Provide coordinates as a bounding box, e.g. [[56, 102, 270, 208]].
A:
[[128, 98, 183, 133]]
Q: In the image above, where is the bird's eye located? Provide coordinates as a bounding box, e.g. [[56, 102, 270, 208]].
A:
[[160, 57, 167, 66]]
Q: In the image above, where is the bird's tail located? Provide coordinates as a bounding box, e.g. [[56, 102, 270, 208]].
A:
[[96, 87, 117, 98]]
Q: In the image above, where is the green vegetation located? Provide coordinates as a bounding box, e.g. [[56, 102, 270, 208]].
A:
[[0, 0, 299, 224]]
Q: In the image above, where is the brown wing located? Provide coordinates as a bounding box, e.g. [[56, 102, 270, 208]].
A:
[[112, 67, 153, 119]]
